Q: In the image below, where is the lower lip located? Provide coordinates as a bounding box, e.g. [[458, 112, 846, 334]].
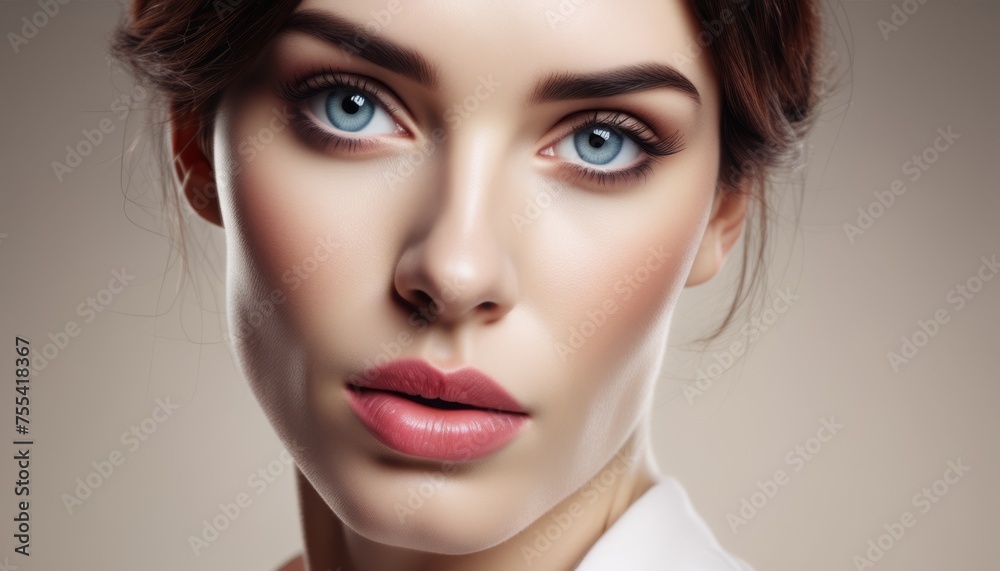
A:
[[345, 386, 528, 462]]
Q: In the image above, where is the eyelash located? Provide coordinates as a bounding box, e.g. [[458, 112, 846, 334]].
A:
[[552, 110, 685, 187], [276, 67, 404, 154], [275, 69, 685, 187]]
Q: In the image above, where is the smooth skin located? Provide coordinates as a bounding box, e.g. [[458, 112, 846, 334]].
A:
[[171, 0, 746, 569]]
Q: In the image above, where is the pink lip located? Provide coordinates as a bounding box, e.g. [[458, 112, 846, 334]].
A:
[[345, 358, 529, 461]]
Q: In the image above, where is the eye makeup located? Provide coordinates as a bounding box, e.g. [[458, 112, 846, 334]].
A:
[[274, 67, 410, 155], [273, 67, 687, 188], [541, 109, 685, 188]]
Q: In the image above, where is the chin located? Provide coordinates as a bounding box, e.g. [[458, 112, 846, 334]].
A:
[[300, 452, 544, 555]]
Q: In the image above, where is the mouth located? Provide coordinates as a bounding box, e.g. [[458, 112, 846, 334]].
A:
[[346, 357, 528, 414], [344, 358, 529, 461], [348, 385, 508, 412]]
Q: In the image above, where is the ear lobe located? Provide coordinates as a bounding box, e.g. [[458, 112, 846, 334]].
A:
[[685, 186, 748, 287], [170, 108, 223, 227]]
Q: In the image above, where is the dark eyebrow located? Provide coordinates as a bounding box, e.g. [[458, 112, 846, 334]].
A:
[[279, 9, 439, 87], [278, 12, 697, 107], [529, 63, 701, 106]]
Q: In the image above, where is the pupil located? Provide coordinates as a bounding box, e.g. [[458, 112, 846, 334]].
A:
[[589, 129, 610, 149], [342, 94, 364, 114]]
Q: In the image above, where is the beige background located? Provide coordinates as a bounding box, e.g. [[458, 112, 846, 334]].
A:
[[1, 1, 997, 570]]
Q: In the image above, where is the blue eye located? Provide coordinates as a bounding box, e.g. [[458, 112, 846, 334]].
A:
[[574, 128, 622, 165], [555, 124, 641, 168], [307, 87, 398, 136], [326, 90, 375, 132]]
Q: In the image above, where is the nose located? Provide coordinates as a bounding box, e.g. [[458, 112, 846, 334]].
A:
[[392, 138, 518, 327]]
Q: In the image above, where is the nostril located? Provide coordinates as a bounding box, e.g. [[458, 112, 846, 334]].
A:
[[413, 290, 436, 309], [404, 289, 445, 317], [391, 286, 435, 314]]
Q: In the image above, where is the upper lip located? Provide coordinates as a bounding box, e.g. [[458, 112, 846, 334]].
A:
[[348, 358, 528, 414]]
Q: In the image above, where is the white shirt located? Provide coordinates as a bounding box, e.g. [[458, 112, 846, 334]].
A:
[[572, 476, 755, 570]]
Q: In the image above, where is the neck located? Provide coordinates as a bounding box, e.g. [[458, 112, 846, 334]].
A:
[[297, 427, 660, 571]]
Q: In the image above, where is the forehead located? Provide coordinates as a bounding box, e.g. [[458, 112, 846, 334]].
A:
[[291, 0, 719, 109]]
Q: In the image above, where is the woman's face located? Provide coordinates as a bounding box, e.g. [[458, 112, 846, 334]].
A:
[[208, 0, 725, 554]]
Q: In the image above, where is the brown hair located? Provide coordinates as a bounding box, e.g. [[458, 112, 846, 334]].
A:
[[110, 0, 825, 342]]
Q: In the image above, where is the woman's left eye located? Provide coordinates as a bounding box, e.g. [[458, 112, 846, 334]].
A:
[[305, 87, 401, 136], [552, 125, 642, 168]]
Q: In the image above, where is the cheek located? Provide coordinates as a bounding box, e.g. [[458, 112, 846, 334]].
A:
[[532, 158, 717, 464], [219, 106, 408, 377], [216, 103, 403, 434]]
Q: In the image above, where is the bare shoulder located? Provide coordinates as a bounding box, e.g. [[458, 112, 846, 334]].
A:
[[277, 553, 306, 571]]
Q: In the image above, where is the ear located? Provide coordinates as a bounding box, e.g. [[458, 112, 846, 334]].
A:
[[170, 107, 223, 227], [685, 184, 749, 287]]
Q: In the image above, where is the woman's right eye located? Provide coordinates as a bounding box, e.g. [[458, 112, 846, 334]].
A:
[[305, 87, 403, 137]]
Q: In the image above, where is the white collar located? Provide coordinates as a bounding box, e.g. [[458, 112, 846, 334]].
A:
[[571, 476, 755, 570]]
